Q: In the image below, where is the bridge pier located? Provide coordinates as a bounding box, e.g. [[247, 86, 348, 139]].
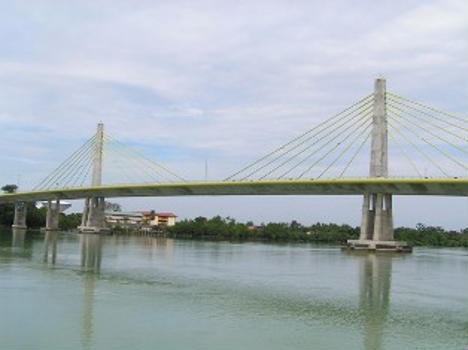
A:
[[359, 194, 374, 240], [81, 198, 90, 228], [79, 197, 108, 233], [12, 202, 27, 229], [345, 78, 410, 252], [374, 193, 394, 241], [45, 199, 60, 231]]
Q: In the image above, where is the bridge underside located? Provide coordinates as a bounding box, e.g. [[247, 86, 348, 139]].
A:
[[0, 178, 466, 204]]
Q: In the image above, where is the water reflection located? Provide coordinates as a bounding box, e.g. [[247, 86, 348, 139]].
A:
[[43, 230, 58, 263], [75, 236, 396, 350], [144, 236, 173, 260], [357, 253, 394, 350], [6, 230, 464, 349], [82, 272, 96, 349], [80, 234, 102, 272], [79, 234, 102, 349], [11, 228, 26, 248]]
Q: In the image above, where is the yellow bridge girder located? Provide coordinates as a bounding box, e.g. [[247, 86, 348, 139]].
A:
[[0, 178, 466, 204]]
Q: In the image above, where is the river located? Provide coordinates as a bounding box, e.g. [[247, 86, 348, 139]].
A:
[[0, 228, 467, 349]]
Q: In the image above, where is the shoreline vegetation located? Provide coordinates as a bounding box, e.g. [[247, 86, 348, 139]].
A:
[[164, 216, 468, 247], [0, 201, 467, 247]]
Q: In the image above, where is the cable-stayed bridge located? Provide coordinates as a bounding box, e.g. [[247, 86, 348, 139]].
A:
[[1, 78, 467, 251]]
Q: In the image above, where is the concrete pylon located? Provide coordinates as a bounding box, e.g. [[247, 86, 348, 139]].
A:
[[91, 122, 104, 188], [12, 202, 27, 229], [45, 199, 60, 231], [345, 78, 410, 252], [85, 197, 106, 228], [79, 123, 109, 234]]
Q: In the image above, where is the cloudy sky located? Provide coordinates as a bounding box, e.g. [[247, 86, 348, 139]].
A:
[[0, 0, 467, 228]]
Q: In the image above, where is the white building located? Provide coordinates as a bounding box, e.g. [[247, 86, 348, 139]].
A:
[[105, 211, 177, 228]]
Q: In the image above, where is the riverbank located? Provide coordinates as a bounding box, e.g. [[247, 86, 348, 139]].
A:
[[2, 211, 467, 247], [113, 216, 468, 247]]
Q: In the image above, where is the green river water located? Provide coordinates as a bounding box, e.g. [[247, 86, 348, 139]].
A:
[[0, 228, 467, 349]]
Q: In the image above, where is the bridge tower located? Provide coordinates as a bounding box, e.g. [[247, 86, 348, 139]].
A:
[[79, 123, 108, 233], [347, 78, 409, 251]]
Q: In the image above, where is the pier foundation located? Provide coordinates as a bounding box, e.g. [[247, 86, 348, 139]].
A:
[[45, 200, 60, 231], [12, 202, 27, 229], [79, 197, 109, 233]]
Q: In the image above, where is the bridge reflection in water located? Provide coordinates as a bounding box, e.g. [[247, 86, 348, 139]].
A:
[[43, 230, 58, 263], [40, 232, 103, 348], [39, 234, 405, 350], [81, 234, 102, 272], [79, 234, 102, 349], [11, 228, 26, 248], [357, 253, 394, 350]]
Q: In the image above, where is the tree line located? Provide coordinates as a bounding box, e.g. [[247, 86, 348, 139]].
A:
[[167, 216, 468, 247]]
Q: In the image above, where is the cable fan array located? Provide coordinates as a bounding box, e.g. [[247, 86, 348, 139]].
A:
[[102, 134, 185, 185], [225, 94, 375, 181], [33, 90, 467, 190], [386, 92, 467, 178], [225, 92, 468, 181], [34, 132, 185, 191]]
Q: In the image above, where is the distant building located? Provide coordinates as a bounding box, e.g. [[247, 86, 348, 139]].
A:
[[140, 211, 177, 227], [105, 210, 177, 228], [105, 211, 142, 228]]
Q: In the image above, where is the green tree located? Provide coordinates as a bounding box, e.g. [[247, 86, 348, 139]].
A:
[[162, 215, 467, 247], [1, 184, 18, 193]]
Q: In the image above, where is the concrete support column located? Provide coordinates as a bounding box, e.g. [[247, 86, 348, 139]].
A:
[[12, 202, 27, 229], [81, 198, 90, 227], [79, 196, 107, 233], [86, 197, 106, 228], [46, 199, 60, 231], [360, 194, 374, 240], [369, 193, 393, 242], [383, 194, 394, 241], [373, 194, 384, 241]]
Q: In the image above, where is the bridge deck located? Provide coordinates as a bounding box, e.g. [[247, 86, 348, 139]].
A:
[[0, 178, 466, 203]]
